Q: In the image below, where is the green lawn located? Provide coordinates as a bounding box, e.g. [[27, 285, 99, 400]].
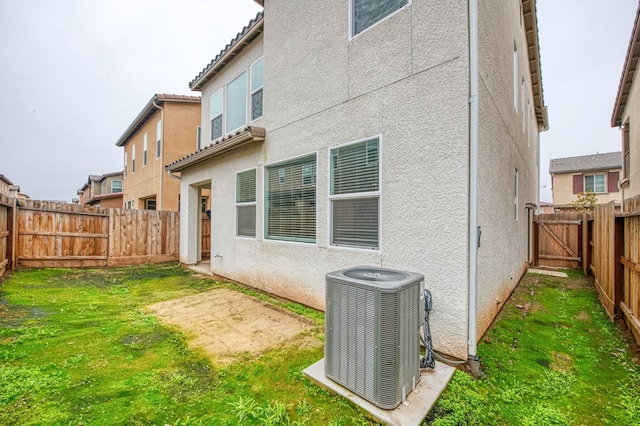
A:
[[0, 264, 371, 425], [426, 271, 640, 425], [1, 265, 639, 425]]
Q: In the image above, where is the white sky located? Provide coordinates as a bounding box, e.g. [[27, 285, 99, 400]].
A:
[[0, 0, 637, 203]]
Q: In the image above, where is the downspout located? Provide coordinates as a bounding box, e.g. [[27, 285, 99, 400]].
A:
[[467, 0, 481, 377], [153, 99, 165, 210]]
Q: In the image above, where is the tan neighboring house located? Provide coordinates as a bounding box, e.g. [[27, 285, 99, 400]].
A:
[[612, 2, 640, 203], [0, 174, 13, 197], [549, 152, 622, 211], [77, 172, 124, 208], [166, 0, 547, 363], [116, 94, 201, 211]]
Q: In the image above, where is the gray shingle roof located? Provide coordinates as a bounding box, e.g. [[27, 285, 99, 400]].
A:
[[549, 152, 622, 174]]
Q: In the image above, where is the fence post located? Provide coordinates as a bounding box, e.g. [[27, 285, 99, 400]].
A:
[[7, 197, 17, 271], [614, 216, 625, 320], [582, 212, 589, 276], [531, 215, 539, 267]]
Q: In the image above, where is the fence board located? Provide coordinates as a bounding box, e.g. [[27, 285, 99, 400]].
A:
[[590, 201, 617, 320], [621, 196, 640, 344]]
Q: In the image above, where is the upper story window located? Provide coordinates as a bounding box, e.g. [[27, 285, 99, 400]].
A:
[[513, 44, 518, 112], [112, 180, 123, 193], [226, 71, 248, 133], [624, 123, 631, 180], [143, 134, 148, 167], [251, 57, 264, 121], [156, 120, 162, 158], [585, 174, 606, 193], [132, 144, 136, 173], [124, 152, 128, 177], [352, 0, 408, 36], [210, 89, 223, 141], [197, 126, 203, 150]]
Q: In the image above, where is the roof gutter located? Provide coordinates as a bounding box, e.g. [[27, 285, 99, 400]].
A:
[[467, 0, 481, 377]]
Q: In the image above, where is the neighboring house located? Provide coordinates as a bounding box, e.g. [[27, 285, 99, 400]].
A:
[[167, 0, 548, 362], [539, 201, 555, 214], [0, 174, 13, 197], [116, 94, 201, 211], [612, 2, 640, 203], [549, 152, 622, 211], [77, 172, 124, 208]]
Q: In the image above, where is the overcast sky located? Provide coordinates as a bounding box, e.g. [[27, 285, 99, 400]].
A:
[[0, 0, 637, 203]]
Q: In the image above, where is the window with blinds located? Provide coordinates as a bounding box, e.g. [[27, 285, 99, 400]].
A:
[[330, 138, 380, 249], [236, 169, 256, 237], [265, 155, 316, 243]]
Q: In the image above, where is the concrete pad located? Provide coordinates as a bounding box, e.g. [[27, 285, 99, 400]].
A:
[[527, 268, 568, 278], [188, 261, 213, 276], [303, 359, 456, 426]]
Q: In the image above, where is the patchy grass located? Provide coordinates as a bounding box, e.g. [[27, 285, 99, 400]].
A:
[[0, 264, 372, 425], [427, 271, 640, 425]]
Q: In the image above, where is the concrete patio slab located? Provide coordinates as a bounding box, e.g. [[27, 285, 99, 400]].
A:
[[303, 359, 456, 426]]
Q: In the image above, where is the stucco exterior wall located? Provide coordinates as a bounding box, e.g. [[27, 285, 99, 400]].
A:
[[619, 62, 640, 200], [180, 0, 542, 360], [552, 171, 621, 207], [475, 0, 541, 337]]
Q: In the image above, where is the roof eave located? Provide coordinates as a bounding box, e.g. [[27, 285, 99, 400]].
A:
[[612, 2, 640, 127], [522, 0, 548, 131], [189, 15, 264, 91], [115, 94, 200, 147], [166, 126, 266, 172]]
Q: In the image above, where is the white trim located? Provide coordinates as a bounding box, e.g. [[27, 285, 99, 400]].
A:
[[513, 43, 518, 112], [210, 88, 224, 141], [143, 133, 148, 167], [349, 0, 411, 39], [327, 135, 382, 251]]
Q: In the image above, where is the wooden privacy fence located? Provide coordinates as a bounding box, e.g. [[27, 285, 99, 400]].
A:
[[533, 213, 584, 269], [6, 200, 179, 269], [533, 202, 640, 345]]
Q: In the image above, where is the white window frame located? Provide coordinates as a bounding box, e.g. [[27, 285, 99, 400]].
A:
[[145, 199, 156, 210], [350, 0, 410, 38], [143, 133, 148, 167], [210, 89, 223, 141], [328, 136, 381, 250], [111, 180, 123, 193], [521, 78, 526, 131], [225, 70, 248, 134], [514, 168, 519, 222], [236, 168, 257, 238], [156, 120, 162, 159], [513, 44, 518, 112], [250, 57, 264, 122], [584, 174, 606, 193], [124, 152, 128, 177], [196, 126, 202, 150]]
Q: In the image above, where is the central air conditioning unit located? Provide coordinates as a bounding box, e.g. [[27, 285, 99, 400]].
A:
[[324, 266, 424, 410]]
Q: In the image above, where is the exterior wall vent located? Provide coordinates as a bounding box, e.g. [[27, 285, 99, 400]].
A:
[[324, 266, 424, 409]]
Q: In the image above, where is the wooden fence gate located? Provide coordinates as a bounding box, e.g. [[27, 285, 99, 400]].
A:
[[533, 213, 583, 269]]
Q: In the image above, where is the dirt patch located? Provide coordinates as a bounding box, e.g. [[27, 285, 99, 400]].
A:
[[147, 288, 314, 365]]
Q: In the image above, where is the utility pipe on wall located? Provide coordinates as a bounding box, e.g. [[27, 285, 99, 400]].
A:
[[467, 0, 481, 377]]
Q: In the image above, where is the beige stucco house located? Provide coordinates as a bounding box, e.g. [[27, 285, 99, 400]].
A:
[[116, 94, 201, 211], [0, 174, 13, 197], [167, 0, 547, 362], [613, 2, 640, 204], [549, 152, 622, 211], [77, 172, 124, 208]]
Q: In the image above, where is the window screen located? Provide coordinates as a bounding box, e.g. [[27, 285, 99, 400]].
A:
[[226, 72, 247, 132], [236, 169, 257, 237]]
